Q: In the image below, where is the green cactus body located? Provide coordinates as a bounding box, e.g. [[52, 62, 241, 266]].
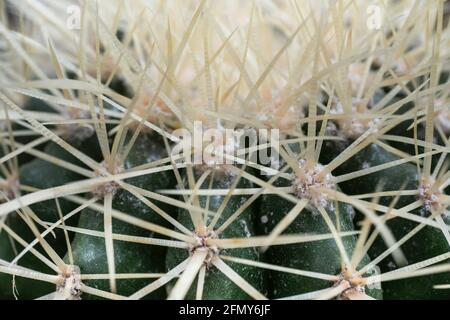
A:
[[0, 229, 54, 299], [259, 174, 382, 299], [340, 143, 450, 299], [68, 134, 176, 299], [1, 125, 103, 263], [0, 137, 104, 299], [12, 97, 57, 165], [166, 168, 266, 299], [0, 231, 16, 299], [13, 141, 100, 254]]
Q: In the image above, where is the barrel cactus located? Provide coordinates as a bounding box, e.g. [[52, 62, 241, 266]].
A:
[[0, 0, 449, 301]]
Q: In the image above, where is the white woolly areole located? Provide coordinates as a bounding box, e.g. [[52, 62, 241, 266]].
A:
[[132, 87, 177, 131], [335, 267, 368, 300], [193, 125, 240, 176], [418, 176, 446, 212], [292, 159, 335, 210], [436, 107, 450, 136], [92, 160, 124, 197], [56, 266, 82, 300], [0, 174, 19, 203], [252, 90, 306, 130], [203, 125, 239, 167], [331, 98, 380, 139], [190, 230, 220, 268], [59, 108, 95, 143]]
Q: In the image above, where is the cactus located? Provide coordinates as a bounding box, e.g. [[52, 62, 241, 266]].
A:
[[0, 0, 449, 301]]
